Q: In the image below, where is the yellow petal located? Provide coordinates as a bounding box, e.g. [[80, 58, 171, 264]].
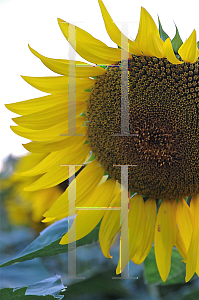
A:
[[28, 45, 106, 77], [98, 0, 142, 55], [147, 32, 165, 58], [11, 116, 85, 141], [24, 144, 90, 191], [42, 217, 55, 223], [58, 19, 121, 65], [163, 38, 183, 64], [98, 175, 109, 186], [5, 92, 90, 116], [116, 194, 145, 274], [175, 226, 187, 262], [24, 164, 70, 191], [20, 149, 67, 176], [31, 187, 62, 222], [21, 75, 94, 93], [14, 153, 47, 173], [135, 7, 164, 57], [132, 198, 156, 264], [99, 191, 121, 258], [13, 101, 86, 130], [23, 127, 86, 153], [20, 142, 89, 176], [154, 200, 176, 282], [186, 195, 199, 282], [43, 160, 105, 220], [178, 30, 198, 63], [60, 178, 116, 244], [176, 198, 193, 252]]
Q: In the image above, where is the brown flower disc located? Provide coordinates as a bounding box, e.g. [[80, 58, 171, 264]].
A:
[[87, 56, 199, 199]]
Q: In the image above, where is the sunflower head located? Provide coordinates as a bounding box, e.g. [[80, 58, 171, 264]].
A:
[[87, 55, 199, 199], [5, 0, 199, 283]]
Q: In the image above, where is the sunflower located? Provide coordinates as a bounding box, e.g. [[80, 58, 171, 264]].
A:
[[2, 153, 63, 231], [6, 0, 199, 282]]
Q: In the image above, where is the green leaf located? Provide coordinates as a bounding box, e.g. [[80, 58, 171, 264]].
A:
[[0, 217, 99, 268], [0, 287, 28, 300], [162, 286, 199, 300], [97, 65, 107, 69], [86, 151, 96, 162], [171, 25, 183, 53], [176, 288, 199, 300], [0, 286, 62, 299], [158, 17, 169, 42], [144, 247, 186, 285], [84, 88, 92, 92], [197, 41, 199, 49]]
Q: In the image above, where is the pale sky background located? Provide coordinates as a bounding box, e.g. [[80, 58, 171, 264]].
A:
[[0, 0, 199, 171]]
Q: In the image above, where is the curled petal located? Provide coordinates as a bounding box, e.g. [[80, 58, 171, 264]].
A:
[[98, 0, 142, 55], [178, 30, 198, 63], [135, 7, 164, 57], [163, 38, 183, 64]]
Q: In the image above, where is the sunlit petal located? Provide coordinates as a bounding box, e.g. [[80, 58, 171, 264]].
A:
[[178, 30, 198, 63]]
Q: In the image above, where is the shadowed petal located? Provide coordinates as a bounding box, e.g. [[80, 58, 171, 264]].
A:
[[155, 200, 176, 282], [186, 195, 199, 281]]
